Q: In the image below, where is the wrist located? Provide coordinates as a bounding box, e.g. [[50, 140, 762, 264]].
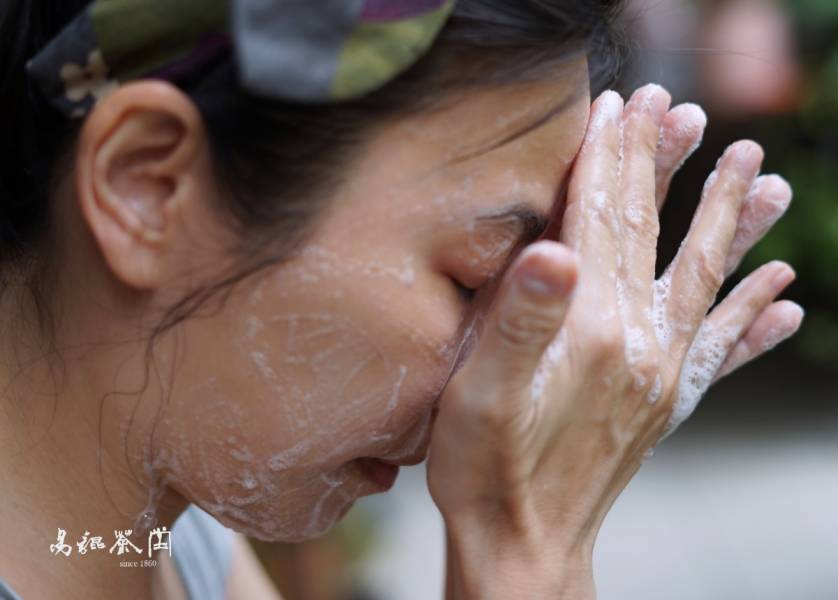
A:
[[443, 518, 596, 599]]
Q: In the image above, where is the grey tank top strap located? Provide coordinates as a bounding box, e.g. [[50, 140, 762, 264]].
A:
[[0, 578, 23, 600], [170, 504, 237, 600]]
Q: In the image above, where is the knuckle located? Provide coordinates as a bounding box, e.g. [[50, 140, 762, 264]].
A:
[[470, 398, 513, 431], [585, 322, 626, 362], [693, 245, 726, 294], [496, 309, 557, 350], [639, 368, 675, 415], [587, 191, 619, 231], [628, 360, 660, 397], [468, 390, 534, 437], [445, 378, 514, 431], [623, 199, 660, 241]]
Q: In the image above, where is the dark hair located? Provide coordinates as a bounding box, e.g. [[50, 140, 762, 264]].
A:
[[0, 1, 627, 525], [0, 0, 627, 338]]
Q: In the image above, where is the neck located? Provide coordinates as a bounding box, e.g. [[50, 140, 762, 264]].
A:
[[0, 283, 189, 599]]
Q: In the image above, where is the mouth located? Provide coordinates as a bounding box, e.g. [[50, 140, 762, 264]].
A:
[[355, 457, 401, 490]]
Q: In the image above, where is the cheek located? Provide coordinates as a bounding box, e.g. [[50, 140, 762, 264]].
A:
[[150, 246, 470, 541], [156, 420, 377, 542], [236, 257, 459, 445]]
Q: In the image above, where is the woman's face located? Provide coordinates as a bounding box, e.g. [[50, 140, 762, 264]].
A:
[[153, 58, 591, 541]]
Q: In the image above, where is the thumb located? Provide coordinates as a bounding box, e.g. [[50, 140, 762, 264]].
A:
[[466, 240, 577, 397]]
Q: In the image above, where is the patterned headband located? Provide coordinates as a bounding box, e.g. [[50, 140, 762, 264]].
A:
[[26, 0, 456, 119]]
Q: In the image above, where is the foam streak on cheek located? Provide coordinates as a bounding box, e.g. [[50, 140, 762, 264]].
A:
[[301, 473, 344, 538], [386, 365, 408, 413]]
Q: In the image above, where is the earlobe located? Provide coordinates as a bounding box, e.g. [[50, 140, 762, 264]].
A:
[[74, 81, 205, 290]]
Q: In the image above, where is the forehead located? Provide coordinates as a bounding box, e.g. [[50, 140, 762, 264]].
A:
[[408, 57, 590, 165], [348, 56, 591, 222]]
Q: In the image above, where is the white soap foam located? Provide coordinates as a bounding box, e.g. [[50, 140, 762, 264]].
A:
[[659, 320, 736, 441], [651, 274, 674, 349], [646, 373, 662, 405], [385, 365, 408, 412]]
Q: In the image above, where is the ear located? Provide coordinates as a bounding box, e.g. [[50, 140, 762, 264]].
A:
[[74, 80, 210, 290]]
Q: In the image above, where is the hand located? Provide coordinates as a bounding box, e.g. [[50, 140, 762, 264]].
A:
[[427, 84, 803, 599], [650, 99, 802, 438]]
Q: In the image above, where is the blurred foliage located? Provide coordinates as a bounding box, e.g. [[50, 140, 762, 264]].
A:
[[787, 0, 838, 25], [742, 0, 838, 368]]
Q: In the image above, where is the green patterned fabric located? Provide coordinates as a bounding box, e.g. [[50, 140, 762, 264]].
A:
[[91, 0, 228, 81], [25, 0, 457, 118], [332, 4, 454, 99]]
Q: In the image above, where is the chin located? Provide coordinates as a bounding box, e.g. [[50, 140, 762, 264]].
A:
[[210, 493, 360, 543]]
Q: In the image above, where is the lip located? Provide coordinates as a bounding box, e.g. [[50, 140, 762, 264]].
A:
[[379, 453, 426, 467], [356, 457, 400, 490]]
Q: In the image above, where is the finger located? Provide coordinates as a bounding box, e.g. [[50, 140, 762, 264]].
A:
[[659, 260, 795, 441], [617, 84, 670, 328], [462, 240, 578, 401], [713, 300, 804, 383], [561, 90, 623, 254], [723, 174, 793, 278], [655, 103, 708, 212], [661, 140, 764, 360], [560, 90, 623, 316], [616, 84, 670, 395], [706, 260, 796, 337]]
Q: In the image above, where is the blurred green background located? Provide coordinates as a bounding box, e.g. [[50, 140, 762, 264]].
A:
[[750, 0, 838, 365]]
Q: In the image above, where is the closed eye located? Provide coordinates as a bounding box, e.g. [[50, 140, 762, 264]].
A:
[[452, 278, 478, 304]]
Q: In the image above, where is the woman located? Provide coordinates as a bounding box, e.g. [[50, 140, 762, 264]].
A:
[[0, 0, 802, 598]]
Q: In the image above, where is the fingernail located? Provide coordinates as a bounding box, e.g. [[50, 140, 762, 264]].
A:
[[731, 140, 763, 178], [787, 302, 805, 326], [629, 84, 670, 127], [678, 103, 708, 131], [761, 303, 804, 351], [582, 91, 623, 149], [759, 174, 793, 211], [516, 242, 575, 297], [598, 90, 623, 124], [770, 263, 795, 292]]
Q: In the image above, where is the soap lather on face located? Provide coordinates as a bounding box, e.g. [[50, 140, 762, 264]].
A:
[[146, 62, 592, 542]]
